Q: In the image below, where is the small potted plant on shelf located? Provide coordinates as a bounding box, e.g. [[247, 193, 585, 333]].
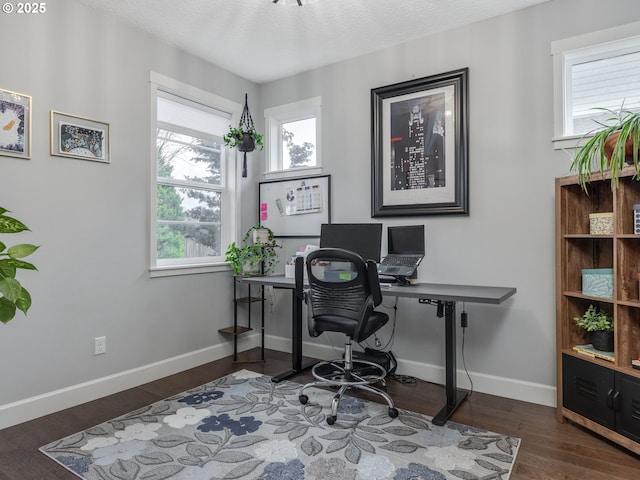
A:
[[0, 207, 38, 324], [225, 226, 280, 276], [574, 304, 614, 352], [570, 105, 640, 191]]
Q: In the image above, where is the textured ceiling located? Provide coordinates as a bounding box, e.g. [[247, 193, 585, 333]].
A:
[[74, 0, 550, 84]]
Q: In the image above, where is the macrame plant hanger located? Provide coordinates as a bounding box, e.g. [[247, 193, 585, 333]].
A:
[[238, 93, 255, 178]]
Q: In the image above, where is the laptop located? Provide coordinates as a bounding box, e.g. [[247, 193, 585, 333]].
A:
[[377, 225, 424, 277]]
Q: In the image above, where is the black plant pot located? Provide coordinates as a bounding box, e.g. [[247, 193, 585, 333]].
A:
[[237, 133, 256, 153], [591, 331, 614, 352]]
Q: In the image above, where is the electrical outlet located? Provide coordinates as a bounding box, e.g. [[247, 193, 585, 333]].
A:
[[94, 336, 106, 355]]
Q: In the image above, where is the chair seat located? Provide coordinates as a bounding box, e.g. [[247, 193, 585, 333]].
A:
[[313, 311, 389, 339]]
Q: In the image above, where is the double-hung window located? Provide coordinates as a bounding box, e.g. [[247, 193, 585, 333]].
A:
[[552, 22, 640, 149], [150, 73, 240, 275], [264, 97, 321, 175]]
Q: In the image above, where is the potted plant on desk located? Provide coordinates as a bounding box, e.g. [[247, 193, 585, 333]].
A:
[[574, 304, 614, 352], [225, 226, 279, 276]]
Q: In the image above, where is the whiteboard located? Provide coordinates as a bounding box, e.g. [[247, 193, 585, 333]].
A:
[[259, 175, 331, 238]]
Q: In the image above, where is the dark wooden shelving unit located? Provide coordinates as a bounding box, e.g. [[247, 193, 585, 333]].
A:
[[556, 166, 640, 455]]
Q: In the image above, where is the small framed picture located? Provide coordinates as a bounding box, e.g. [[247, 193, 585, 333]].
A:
[[0, 88, 32, 159], [50, 111, 110, 163]]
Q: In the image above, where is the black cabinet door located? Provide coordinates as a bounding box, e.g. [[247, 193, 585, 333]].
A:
[[563, 354, 615, 429], [615, 371, 640, 443]]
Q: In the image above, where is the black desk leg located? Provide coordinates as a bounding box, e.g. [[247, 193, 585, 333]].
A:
[[272, 259, 317, 383], [432, 300, 468, 426]]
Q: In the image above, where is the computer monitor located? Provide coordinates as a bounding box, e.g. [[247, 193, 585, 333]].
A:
[[320, 223, 382, 263], [388, 225, 425, 255]]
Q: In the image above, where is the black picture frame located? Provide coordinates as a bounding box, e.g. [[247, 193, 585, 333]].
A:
[[371, 68, 469, 217]]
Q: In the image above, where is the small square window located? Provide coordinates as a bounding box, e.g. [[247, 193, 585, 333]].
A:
[[265, 97, 321, 173]]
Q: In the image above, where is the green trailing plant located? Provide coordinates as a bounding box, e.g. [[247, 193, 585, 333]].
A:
[[223, 125, 264, 151], [225, 226, 279, 276], [0, 208, 38, 324], [573, 304, 614, 332], [570, 105, 640, 191]]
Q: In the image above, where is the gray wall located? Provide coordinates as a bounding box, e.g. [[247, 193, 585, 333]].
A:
[[0, 0, 259, 425], [1, 0, 639, 427], [258, 0, 640, 403]]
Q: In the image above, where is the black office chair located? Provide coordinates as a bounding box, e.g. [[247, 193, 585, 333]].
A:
[[296, 248, 398, 425]]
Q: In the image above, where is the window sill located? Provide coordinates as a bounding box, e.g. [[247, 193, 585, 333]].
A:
[[552, 134, 589, 151], [150, 262, 231, 278], [263, 166, 322, 181]]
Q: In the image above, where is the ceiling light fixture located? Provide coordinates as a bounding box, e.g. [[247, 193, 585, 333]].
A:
[[272, 0, 303, 6]]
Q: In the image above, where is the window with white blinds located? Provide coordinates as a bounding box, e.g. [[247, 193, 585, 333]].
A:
[[552, 22, 640, 149]]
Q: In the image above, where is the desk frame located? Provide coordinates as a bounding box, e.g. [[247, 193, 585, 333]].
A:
[[240, 275, 515, 426]]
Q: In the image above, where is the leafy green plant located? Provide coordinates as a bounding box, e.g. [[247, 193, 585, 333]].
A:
[[0, 208, 38, 324], [223, 125, 264, 151], [225, 226, 279, 276], [570, 106, 640, 191], [573, 304, 614, 332]]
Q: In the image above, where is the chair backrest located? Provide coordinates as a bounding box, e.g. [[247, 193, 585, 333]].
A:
[[297, 248, 383, 342]]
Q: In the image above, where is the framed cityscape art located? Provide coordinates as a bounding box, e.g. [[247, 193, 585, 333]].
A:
[[371, 68, 469, 216], [0, 87, 32, 159], [50, 111, 110, 163]]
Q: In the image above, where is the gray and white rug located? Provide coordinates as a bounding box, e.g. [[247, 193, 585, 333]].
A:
[[40, 369, 520, 479]]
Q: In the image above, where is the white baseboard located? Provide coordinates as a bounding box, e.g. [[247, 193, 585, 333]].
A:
[[0, 334, 258, 430], [264, 334, 557, 408], [0, 332, 555, 430]]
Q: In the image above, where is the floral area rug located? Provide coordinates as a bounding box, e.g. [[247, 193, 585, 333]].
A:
[[40, 369, 520, 480]]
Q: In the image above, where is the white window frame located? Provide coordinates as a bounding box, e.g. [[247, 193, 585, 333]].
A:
[[264, 96, 322, 179], [552, 21, 640, 150], [149, 72, 241, 277]]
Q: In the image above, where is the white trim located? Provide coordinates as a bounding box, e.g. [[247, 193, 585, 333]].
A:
[[0, 338, 253, 430], [264, 334, 557, 408], [551, 22, 640, 147], [264, 96, 322, 173], [0, 331, 555, 429], [148, 72, 243, 274]]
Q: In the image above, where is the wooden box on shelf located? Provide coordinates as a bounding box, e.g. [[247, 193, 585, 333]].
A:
[[556, 166, 640, 454]]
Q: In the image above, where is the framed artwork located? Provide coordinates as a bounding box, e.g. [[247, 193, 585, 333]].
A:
[[0, 88, 31, 159], [371, 68, 469, 217], [50, 111, 110, 163]]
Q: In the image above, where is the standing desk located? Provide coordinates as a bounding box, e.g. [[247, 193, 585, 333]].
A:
[[240, 275, 516, 425]]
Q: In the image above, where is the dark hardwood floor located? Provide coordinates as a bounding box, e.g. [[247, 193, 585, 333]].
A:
[[1, 348, 639, 479]]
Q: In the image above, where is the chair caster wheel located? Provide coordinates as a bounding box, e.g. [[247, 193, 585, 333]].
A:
[[326, 415, 336, 425], [388, 407, 399, 418], [299, 394, 308, 404]]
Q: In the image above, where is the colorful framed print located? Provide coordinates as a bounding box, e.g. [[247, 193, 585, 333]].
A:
[[50, 111, 110, 163], [0, 88, 32, 159], [371, 68, 469, 216]]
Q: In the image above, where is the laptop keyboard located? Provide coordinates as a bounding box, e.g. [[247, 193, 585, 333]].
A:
[[383, 255, 422, 267]]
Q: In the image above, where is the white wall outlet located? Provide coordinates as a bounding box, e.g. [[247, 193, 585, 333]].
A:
[[94, 336, 106, 355]]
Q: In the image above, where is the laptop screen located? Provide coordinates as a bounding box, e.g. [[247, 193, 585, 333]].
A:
[[388, 225, 425, 255]]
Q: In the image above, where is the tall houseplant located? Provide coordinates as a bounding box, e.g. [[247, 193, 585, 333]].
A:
[[0, 207, 38, 324], [225, 226, 280, 276], [570, 106, 640, 191]]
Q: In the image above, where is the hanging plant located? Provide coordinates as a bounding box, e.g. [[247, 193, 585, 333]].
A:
[[223, 94, 264, 177]]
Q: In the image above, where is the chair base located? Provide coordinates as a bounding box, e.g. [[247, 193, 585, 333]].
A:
[[299, 358, 398, 425]]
